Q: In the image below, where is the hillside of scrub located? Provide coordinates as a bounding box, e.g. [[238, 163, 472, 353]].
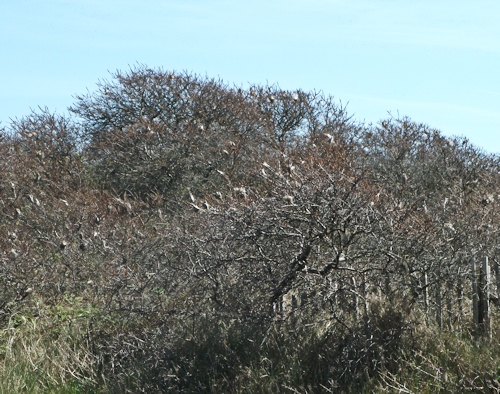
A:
[[2, 66, 500, 393]]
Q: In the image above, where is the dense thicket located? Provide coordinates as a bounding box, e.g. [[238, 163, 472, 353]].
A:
[[2, 66, 500, 393]]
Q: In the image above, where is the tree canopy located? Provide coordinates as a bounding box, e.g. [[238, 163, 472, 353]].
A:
[[1, 66, 500, 392]]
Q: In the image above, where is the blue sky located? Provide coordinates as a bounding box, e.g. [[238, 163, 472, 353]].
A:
[[1, 1, 499, 152]]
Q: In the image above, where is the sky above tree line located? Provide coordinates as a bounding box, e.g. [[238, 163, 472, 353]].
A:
[[1, 0, 499, 152]]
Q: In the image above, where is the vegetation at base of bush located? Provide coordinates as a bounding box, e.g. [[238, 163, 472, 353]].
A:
[[0, 297, 98, 393], [2, 65, 500, 392]]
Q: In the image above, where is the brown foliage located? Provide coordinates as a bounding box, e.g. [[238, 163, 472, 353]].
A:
[[2, 67, 500, 392]]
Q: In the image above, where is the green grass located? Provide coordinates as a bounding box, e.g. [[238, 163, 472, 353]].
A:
[[0, 297, 99, 394], [2, 298, 500, 393]]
